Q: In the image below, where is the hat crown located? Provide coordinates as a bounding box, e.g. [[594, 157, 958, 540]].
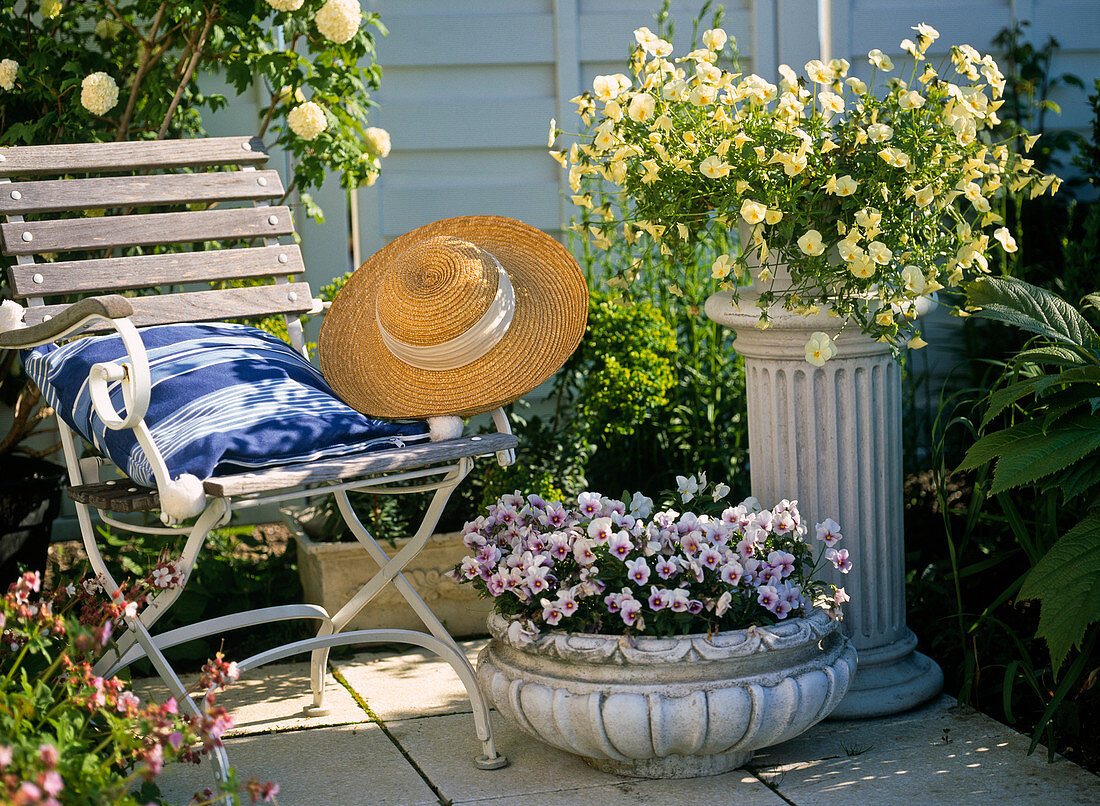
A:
[[376, 236, 502, 347]]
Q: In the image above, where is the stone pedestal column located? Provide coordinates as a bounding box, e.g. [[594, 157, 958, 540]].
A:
[[705, 289, 943, 718]]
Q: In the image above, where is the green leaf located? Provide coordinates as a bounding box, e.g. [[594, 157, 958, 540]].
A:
[[990, 413, 1100, 494], [1012, 345, 1085, 366], [957, 418, 1044, 472], [981, 375, 1045, 427], [965, 277, 1100, 348], [1018, 512, 1100, 674]]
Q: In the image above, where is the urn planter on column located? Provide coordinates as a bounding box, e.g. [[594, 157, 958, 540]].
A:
[[477, 609, 856, 778], [705, 283, 943, 718]]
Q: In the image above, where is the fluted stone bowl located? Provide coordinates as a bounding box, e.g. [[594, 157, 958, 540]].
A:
[[476, 609, 856, 778]]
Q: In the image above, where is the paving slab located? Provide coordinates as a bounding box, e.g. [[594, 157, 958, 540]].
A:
[[388, 711, 785, 805], [334, 638, 487, 720], [154, 723, 439, 806], [133, 660, 367, 737], [752, 696, 1100, 805]]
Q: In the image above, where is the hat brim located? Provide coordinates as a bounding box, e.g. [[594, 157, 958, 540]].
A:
[[318, 216, 589, 418]]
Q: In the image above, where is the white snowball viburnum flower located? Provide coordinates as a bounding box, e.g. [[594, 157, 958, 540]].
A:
[[0, 59, 17, 91], [287, 101, 328, 140], [266, 0, 305, 10], [315, 0, 362, 44], [80, 72, 119, 116], [363, 126, 391, 158], [805, 331, 837, 366]]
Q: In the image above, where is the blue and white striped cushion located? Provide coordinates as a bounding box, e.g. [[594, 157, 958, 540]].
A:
[[24, 322, 430, 487]]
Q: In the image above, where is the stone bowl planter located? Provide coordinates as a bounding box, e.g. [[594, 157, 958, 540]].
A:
[[476, 608, 856, 778]]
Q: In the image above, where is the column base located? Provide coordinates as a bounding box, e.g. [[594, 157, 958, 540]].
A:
[[828, 631, 944, 720]]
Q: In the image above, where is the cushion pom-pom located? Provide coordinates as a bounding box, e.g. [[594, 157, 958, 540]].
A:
[[427, 416, 463, 442], [0, 300, 26, 333], [160, 474, 206, 522]]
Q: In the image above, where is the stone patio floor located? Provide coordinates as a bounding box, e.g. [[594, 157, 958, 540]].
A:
[[135, 639, 1100, 806]]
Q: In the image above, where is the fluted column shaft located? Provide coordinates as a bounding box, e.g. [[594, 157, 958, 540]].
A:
[[706, 290, 943, 718]]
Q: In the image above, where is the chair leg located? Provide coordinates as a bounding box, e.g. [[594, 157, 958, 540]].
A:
[[331, 476, 508, 768]]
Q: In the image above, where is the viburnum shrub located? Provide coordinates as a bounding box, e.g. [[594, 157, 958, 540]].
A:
[[452, 474, 851, 645], [0, 0, 387, 217], [551, 21, 1061, 358], [0, 569, 277, 805]]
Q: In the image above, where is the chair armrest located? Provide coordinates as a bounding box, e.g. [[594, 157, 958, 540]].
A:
[[0, 295, 134, 350]]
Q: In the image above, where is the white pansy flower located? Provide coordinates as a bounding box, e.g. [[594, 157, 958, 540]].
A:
[[901, 265, 926, 294], [868, 49, 894, 71], [848, 254, 875, 278], [900, 38, 919, 58], [627, 93, 655, 122], [797, 229, 825, 256], [0, 59, 16, 91], [898, 90, 926, 110], [818, 90, 844, 114], [834, 175, 857, 197], [805, 331, 837, 366], [845, 77, 868, 94], [363, 126, 390, 158], [80, 72, 119, 116], [711, 254, 735, 279], [702, 28, 728, 51], [913, 23, 940, 42], [993, 227, 1018, 252], [315, 0, 361, 44], [804, 59, 832, 84], [914, 185, 934, 207], [266, 0, 304, 9], [837, 238, 863, 262], [867, 123, 894, 143], [699, 155, 730, 178], [739, 199, 766, 225], [287, 101, 327, 140], [868, 241, 893, 265]]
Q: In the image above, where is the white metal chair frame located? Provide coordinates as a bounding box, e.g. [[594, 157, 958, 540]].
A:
[[0, 138, 517, 785]]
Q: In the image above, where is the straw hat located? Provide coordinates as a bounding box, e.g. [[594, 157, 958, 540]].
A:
[[318, 215, 588, 418]]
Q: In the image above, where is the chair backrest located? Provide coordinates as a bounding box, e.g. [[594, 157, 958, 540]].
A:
[[0, 136, 312, 353]]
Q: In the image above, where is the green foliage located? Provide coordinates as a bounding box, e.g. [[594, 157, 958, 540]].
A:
[[0, 571, 271, 803], [1018, 513, 1100, 676], [959, 278, 1100, 678], [565, 292, 678, 439], [0, 0, 385, 196]]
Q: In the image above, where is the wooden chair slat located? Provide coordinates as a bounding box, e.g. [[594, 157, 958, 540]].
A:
[[9, 245, 306, 298], [204, 433, 521, 497], [0, 170, 284, 215], [24, 282, 315, 329], [1, 206, 294, 255], [0, 136, 268, 177]]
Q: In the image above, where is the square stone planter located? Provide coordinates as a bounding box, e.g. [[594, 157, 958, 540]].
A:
[[292, 524, 493, 638]]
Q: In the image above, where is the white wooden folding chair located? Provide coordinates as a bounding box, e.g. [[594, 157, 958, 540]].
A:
[[0, 137, 515, 779]]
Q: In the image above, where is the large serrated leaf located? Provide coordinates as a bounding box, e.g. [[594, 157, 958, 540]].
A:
[[965, 277, 1100, 348], [1018, 513, 1100, 674], [990, 413, 1100, 494], [957, 419, 1046, 472], [1013, 345, 1086, 366], [1045, 456, 1100, 501], [981, 376, 1046, 427]]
